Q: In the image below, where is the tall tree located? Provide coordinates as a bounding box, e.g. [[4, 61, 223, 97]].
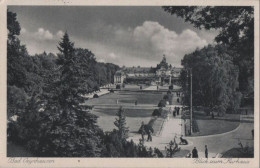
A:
[[40, 32, 102, 156], [163, 6, 254, 93], [114, 107, 129, 141]]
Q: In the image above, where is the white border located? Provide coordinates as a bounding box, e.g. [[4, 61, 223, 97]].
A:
[[0, 0, 259, 168]]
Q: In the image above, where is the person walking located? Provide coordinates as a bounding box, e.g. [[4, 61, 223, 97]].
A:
[[177, 107, 180, 115], [147, 130, 152, 142], [173, 110, 176, 117], [192, 147, 198, 158], [205, 145, 208, 158]]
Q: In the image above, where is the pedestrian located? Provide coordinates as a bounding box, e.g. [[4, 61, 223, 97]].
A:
[[147, 130, 152, 142], [177, 98, 179, 103], [252, 129, 254, 139], [177, 107, 180, 115], [173, 111, 176, 117], [135, 100, 138, 106], [205, 145, 208, 158], [192, 147, 198, 158]]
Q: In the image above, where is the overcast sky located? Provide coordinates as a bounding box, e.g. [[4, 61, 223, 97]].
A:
[[9, 6, 218, 67]]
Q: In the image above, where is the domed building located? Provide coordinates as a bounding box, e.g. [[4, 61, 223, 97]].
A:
[[114, 55, 182, 85]]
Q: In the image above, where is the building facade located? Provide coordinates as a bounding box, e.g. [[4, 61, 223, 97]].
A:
[[114, 55, 182, 85]]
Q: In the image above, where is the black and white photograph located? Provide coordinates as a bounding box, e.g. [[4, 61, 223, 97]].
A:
[[0, 0, 259, 167]]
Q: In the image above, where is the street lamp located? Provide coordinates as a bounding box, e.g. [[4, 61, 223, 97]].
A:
[[186, 68, 193, 135]]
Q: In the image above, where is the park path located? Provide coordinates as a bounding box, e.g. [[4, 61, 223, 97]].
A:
[[128, 108, 183, 150], [181, 122, 254, 158], [128, 108, 254, 158], [144, 85, 182, 90]]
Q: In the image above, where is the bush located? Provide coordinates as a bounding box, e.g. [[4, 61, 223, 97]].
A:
[[93, 94, 99, 98], [163, 95, 169, 100], [116, 84, 121, 89], [154, 148, 164, 157], [110, 89, 114, 93], [152, 109, 160, 116], [158, 99, 166, 107], [152, 108, 163, 117], [169, 85, 174, 90]]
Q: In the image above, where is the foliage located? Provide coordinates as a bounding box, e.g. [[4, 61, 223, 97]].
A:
[[7, 10, 160, 158], [7, 86, 28, 118], [116, 84, 121, 89], [162, 6, 254, 92], [158, 99, 166, 107], [152, 108, 162, 117], [114, 107, 129, 141], [93, 94, 99, 98], [181, 45, 241, 114]]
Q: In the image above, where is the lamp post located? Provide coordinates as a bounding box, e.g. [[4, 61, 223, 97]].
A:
[[190, 69, 192, 135], [186, 68, 193, 135]]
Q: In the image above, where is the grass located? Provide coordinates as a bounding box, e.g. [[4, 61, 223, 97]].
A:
[[96, 114, 151, 134], [221, 147, 254, 158], [185, 119, 240, 136], [92, 107, 155, 134], [85, 92, 164, 105], [93, 108, 154, 117], [184, 111, 241, 136]]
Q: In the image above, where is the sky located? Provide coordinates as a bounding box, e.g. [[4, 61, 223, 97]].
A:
[[9, 6, 218, 67]]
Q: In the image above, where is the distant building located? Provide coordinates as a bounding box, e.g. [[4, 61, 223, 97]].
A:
[[114, 70, 126, 84], [114, 55, 182, 85]]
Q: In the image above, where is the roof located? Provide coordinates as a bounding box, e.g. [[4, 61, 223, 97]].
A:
[[114, 70, 125, 76], [123, 67, 154, 73]]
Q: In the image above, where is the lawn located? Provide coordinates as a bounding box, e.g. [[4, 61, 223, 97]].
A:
[[92, 105, 171, 136], [85, 92, 164, 106], [221, 147, 254, 158], [185, 118, 240, 136], [182, 111, 241, 136], [93, 108, 155, 117], [92, 107, 155, 135]]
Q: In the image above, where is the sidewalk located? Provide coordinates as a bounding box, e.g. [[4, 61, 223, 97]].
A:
[[128, 113, 183, 151]]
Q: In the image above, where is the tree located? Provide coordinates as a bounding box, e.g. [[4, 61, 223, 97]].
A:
[[162, 6, 254, 92], [181, 45, 241, 115], [38, 32, 102, 157], [7, 10, 21, 41], [114, 107, 129, 141]]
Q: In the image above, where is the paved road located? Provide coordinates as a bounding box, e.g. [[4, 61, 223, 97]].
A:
[[181, 122, 254, 158]]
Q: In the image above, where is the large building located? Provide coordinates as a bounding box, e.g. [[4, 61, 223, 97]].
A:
[[114, 55, 182, 85]]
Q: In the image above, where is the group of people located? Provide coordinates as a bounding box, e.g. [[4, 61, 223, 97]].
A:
[[140, 122, 153, 142], [176, 92, 181, 97], [172, 106, 181, 117], [190, 145, 208, 158]]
